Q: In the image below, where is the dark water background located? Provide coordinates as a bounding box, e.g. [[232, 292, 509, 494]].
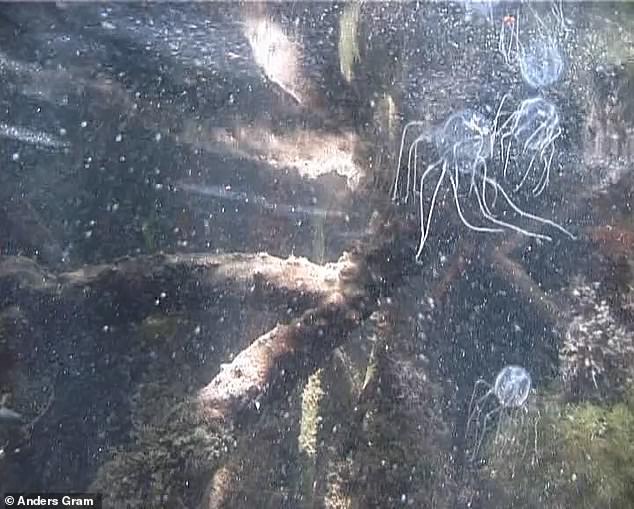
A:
[[0, 2, 632, 508]]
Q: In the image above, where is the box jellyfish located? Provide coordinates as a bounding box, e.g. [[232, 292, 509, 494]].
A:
[[498, 96, 562, 196], [392, 107, 574, 261], [465, 365, 535, 461], [498, 4, 566, 89]]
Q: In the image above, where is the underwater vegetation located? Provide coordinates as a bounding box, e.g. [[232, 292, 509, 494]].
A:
[[477, 386, 634, 508], [560, 278, 634, 402], [560, 393, 634, 507]]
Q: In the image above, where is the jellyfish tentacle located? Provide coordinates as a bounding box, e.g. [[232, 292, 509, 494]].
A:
[[407, 133, 429, 203], [514, 147, 540, 193], [533, 124, 561, 196], [472, 405, 503, 461], [492, 94, 512, 143], [449, 166, 503, 235], [412, 136, 420, 195], [533, 143, 555, 196], [520, 407, 532, 460], [392, 121, 426, 201], [415, 159, 444, 261], [474, 179, 552, 241], [477, 156, 500, 214], [522, 118, 549, 154], [532, 410, 541, 465], [495, 407, 515, 455], [499, 112, 519, 180], [466, 380, 493, 439], [484, 175, 575, 239]]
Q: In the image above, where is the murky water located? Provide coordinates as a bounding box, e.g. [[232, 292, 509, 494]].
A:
[[0, 2, 632, 508]]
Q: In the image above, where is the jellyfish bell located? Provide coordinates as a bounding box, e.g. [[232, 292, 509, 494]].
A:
[[494, 365, 532, 408], [392, 110, 493, 205], [465, 365, 535, 462], [519, 34, 565, 89], [434, 109, 493, 175]]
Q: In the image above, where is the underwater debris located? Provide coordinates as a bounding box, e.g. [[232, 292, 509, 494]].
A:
[[585, 224, 634, 261], [177, 182, 350, 220], [560, 279, 634, 402]]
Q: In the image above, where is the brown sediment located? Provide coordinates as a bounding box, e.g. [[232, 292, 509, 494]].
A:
[[585, 224, 634, 260]]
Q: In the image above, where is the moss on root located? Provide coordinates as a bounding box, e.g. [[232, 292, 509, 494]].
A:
[[91, 400, 235, 508], [480, 386, 634, 508]]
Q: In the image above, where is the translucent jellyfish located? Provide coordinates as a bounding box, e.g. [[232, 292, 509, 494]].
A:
[[391, 107, 574, 261], [498, 96, 562, 196], [393, 110, 501, 260], [498, 5, 566, 89], [519, 33, 564, 89], [465, 365, 535, 461]]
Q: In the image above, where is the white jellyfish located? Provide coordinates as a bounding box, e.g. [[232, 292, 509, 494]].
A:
[[465, 365, 537, 462], [391, 106, 574, 261], [498, 96, 563, 196], [498, 3, 566, 90]]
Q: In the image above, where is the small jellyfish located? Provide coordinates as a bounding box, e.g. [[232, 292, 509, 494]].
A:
[[498, 4, 566, 89], [519, 34, 564, 89], [465, 365, 535, 461], [498, 96, 563, 196]]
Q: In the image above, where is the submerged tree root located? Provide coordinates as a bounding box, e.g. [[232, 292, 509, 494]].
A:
[[83, 213, 412, 507], [488, 243, 567, 334], [0, 251, 346, 324]]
